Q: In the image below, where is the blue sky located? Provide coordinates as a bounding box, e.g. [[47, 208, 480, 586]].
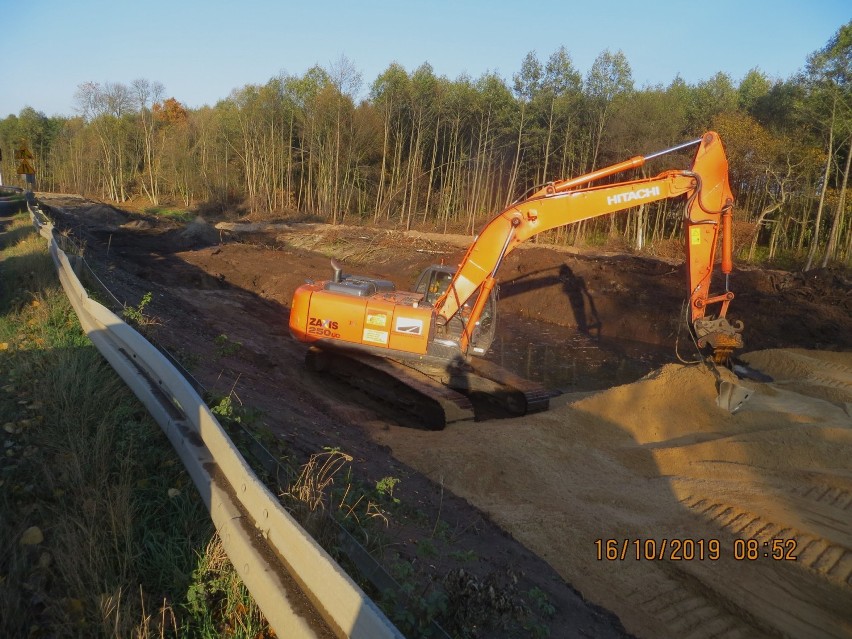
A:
[[2, 0, 848, 118]]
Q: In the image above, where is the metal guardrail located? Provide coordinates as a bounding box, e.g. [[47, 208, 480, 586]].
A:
[[26, 198, 404, 639], [0, 186, 27, 216]]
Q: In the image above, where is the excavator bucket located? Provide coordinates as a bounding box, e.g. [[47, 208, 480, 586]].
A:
[[716, 380, 753, 413]]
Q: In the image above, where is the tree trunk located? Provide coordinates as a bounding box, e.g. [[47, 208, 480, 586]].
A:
[[505, 102, 526, 207], [542, 97, 555, 183], [423, 114, 440, 225], [374, 101, 391, 222], [805, 98, 836, 271], [821, 135, 851, 267], [748, 202, 783, 261]]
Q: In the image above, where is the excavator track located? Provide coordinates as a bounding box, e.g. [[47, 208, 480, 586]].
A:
[[399, 357, 554, 416], [306, 347, 475, 429], [467, 356, 554, 414], [305, 347, 555, 429]]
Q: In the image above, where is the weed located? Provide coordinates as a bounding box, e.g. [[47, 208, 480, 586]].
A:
[[380, 580, 448, 638], [144, 206, 194, 222], [185, 536, 271, 637], [213, 333, 241, 358], [747, 246, 804, 270], [388, 554, 414, 580], [283, 449, 393, 560], [211, 394, 237, 420], [432, 518, 451, 541], [416, 538, 438, 558], [171, 346, 201, 373], [449, 549, 478, 563], [376, 475, 401, 503], [122, 291, 156, 327], [528, 586, 556, 618], [442, 568, 529, 637], [208, 393, 262, 430], [523, 620, 552, 638]]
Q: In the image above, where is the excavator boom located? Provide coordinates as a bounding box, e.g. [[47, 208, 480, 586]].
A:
[[435, 132, 738, 353]]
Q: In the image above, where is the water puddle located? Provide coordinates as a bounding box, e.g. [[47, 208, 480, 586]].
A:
[[486, 314, 673, 393]]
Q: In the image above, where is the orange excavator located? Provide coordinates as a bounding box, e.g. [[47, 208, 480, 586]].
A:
[[290, 131, 743, 427]]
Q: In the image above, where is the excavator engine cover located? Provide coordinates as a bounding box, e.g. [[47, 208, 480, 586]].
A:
[[324, 276, 395, 298], [291, 280, 435, 356]]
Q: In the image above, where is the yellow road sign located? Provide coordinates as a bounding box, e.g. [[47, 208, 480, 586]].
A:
[[14, 146, 34, 161], [15, 143, 35, 175]]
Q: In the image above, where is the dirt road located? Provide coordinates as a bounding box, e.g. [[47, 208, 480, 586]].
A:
[[38, 194, 852, 638]]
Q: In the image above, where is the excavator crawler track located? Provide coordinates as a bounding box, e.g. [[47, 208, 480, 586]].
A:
[[306, 347, 475, 430], [305, 347, 555, 429], [467, 356, 554, 414]]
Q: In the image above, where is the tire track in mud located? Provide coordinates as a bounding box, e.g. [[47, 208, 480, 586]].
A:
[[744, 349, 852, 403], [623, 567, 757, 639], [608, 512, 849, 639], [683, 493, 852, 586], [673, 491, 852, 637], [645, 354, 852, 638], [795, 483, 852, 510], [785, 354, 852, 396], [562, 356, 852, 639]]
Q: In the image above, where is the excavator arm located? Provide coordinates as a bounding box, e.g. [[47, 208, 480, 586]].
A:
[[435, 131, 742, 360]]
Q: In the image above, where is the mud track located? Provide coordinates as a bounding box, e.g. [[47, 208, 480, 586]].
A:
[[39, 194, 852, 638]]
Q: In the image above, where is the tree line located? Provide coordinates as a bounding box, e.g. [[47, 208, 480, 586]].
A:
[[1, 21, 850, 269]]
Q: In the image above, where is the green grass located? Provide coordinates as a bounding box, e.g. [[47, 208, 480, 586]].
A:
[[743, 245, 805, 271], [0, 216, 269, 638]]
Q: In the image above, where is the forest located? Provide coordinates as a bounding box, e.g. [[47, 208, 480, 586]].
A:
[[2, 21, 850, 270]]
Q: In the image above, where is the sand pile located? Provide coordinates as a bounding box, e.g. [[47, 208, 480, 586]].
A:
[[571, 362, 738, 444], [370, 350, 852, 638], [180, 216, 220, 246]]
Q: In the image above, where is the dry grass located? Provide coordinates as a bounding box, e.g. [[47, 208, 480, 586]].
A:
[[284, 450, 390, 551]]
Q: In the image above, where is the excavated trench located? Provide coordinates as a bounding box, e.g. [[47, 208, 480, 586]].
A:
[[490, 314, 672, 392]]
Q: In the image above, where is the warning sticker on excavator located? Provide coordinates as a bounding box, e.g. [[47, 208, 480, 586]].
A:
[[690, 227, 702, 245], [394, 317, 423, 335], [363, 328, 388, 344], [366, 313, 387, 327]]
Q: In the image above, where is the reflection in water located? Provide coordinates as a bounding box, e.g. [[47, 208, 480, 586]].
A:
[[487, 314, 672, 393]]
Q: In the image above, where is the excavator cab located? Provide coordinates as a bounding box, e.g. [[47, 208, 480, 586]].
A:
[[414, 266, 454, 306], [414, 265, 497, 355]]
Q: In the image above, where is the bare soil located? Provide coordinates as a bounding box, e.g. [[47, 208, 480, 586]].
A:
[[38, 194, 852, 638]]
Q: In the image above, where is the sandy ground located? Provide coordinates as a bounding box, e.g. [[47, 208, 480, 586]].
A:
[[37, 194, 852, 638], [370, 351, 852, 638]]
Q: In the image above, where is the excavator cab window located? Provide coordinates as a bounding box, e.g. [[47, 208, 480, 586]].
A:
[[414, 265, 497, 354], [414, 267, 454, 307]]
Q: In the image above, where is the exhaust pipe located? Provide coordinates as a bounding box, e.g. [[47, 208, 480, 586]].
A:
[[331, 258, 343, 283]]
